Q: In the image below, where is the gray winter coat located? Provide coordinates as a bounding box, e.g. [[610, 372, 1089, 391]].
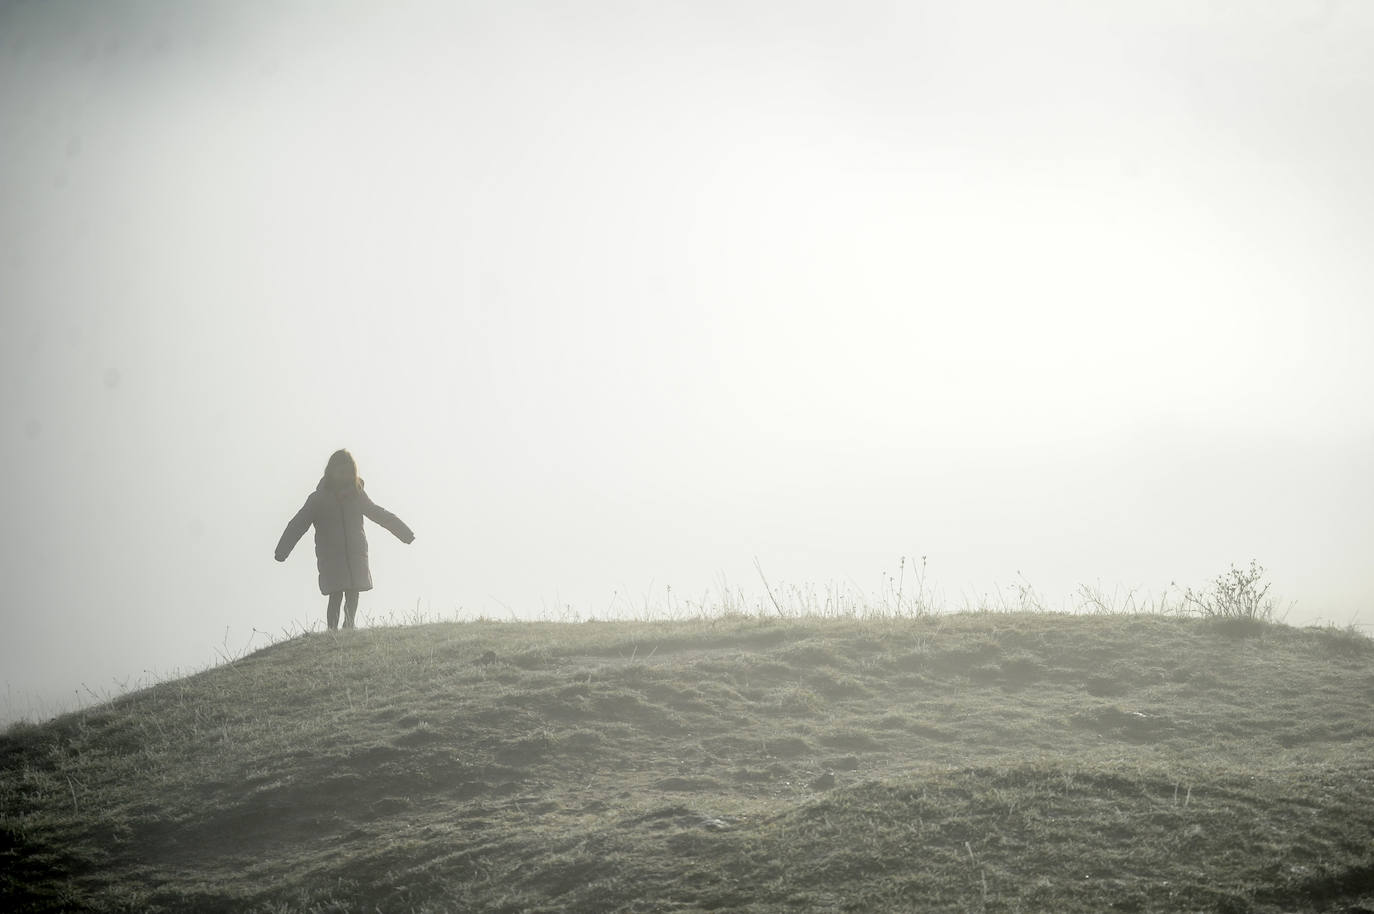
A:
[[275, 478, 414, 594]]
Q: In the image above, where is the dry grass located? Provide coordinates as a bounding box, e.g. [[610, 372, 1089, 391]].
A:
[[3, 611, 1372, 912]]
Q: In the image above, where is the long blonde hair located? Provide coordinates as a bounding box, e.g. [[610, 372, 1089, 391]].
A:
[[323, 448, 362, 492]]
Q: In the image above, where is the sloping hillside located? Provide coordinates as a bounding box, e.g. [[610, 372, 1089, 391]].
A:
[[3, 613, 1372, 913]]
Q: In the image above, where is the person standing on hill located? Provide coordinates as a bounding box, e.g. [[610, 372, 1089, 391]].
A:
[[275, 449, 415, 630]]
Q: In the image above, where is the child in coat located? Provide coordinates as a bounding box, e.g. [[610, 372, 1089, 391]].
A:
[[275, 449, 415, 630]]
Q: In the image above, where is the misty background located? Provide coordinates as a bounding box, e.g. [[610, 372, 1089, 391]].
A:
[[3, 1, 1371, 724]]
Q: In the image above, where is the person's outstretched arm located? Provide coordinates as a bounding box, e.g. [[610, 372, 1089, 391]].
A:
[[275, 497, 314, 561], [361, 490, 415, 544]]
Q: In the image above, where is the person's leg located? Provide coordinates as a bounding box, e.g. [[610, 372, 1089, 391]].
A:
[[326, 591, 343, 630], [343, 590, 360, 629]]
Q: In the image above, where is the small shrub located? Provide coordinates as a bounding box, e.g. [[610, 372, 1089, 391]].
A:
[[1182, 561, 1277, 621]]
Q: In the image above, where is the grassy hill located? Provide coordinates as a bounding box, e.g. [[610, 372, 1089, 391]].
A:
[[3, 612, 1372, 913]]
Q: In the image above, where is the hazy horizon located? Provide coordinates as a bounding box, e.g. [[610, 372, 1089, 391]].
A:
[[3, 0, 1371, 724]]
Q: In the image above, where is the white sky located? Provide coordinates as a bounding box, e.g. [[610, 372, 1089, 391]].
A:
[[3, 0, 1372, 721]]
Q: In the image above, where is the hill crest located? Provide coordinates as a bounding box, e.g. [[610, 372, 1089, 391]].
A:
[[3, 612, 1372, 912]]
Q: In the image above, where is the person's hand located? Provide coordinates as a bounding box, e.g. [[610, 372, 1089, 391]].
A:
[[275, 553, 287, 562], [406, 534, 416, 545]]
